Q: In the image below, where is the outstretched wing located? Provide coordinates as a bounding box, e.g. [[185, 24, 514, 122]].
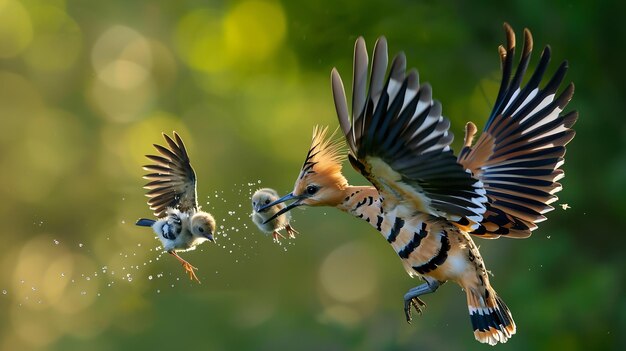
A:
[[457, 23, 577, 238], [332, 37, 487, 222], [142, 132, 198, 218]]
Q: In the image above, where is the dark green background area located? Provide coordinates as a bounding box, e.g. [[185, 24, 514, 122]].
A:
[[0, 0, 623, 350]]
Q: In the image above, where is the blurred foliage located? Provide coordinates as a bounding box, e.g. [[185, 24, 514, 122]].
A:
[[0, 0, 624, 350]]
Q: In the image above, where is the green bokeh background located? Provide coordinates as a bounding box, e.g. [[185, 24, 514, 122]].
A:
[[0, 0, 623, 350]]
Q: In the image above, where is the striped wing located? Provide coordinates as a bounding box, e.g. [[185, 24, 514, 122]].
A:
[[332, 37, 487, 222], [142, 132, 198, 218], [457, 23, 577, 238]]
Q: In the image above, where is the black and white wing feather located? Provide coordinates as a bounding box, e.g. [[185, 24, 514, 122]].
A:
[[332, 37, 487, 222], [142, 132, 198, 218], [457, 23, 577, 238]]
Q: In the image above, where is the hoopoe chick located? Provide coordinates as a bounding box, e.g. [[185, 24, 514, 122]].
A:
[[136, 132, 216, 283], [251, 188, 298, 243], [261, 24, 577, 345]]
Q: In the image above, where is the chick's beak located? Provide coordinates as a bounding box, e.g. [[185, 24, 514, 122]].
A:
[[205, 232, 215, 242], [258, 192, 303, 224]]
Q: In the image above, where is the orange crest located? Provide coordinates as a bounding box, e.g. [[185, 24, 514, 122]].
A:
[[298, 126, 346, 181]]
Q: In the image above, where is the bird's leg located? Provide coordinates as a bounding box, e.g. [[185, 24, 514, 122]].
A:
[[285, 224, 299, 239], [403, 280, 442, 323], [272, 231, 286, 243], [168, 251, 200, 284]]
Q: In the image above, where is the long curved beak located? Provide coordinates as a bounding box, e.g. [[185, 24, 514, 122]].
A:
[[258, 192, 303, 224], [205, 233, 215, 242]]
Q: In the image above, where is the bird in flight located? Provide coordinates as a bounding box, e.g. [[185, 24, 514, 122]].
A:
[[251, 188, 299, 243], [136, 132, 216, 283], [260, 23, 577, 345]]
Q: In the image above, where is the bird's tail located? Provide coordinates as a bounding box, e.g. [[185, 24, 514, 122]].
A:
[[465, 286, 516, 345], [136, 218, 156, 227]]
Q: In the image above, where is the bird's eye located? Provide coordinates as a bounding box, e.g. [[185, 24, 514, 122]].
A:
[[306, 185, 318, 195], [264, 199, 270, 204], [198, 227, 204, 233], [252, 201, 256, 206]]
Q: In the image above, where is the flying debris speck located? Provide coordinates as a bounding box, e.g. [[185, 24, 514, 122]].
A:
[[559, 203, 571, 210]]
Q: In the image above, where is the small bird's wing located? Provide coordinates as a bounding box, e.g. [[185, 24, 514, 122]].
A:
[[457, 24, 577, 238], [332, 37, 487, 222], [142, 132, 198, 218]]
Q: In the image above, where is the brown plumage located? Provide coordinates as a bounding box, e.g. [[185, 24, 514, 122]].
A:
[[261, 23, 576, 345]]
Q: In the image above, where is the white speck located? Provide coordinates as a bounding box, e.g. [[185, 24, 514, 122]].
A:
[[547, 236, 551, 239], [2, 290, 6, 295], [559, 203, 571, 210], [20, 280, 25, 284], [257, 180, 261, 184], [60, 273, 65, 277], [121, 220, 126, 224], [137, 243, 142, 247], [148, 275, 153, 280], [80, 291, 86, 295], [31, 287, 36, 291], [156, 289, 160, 294], [128, 277, 133, 282], [53, 239, 60, 245], [78, 243, 84, 248], [86, 277, 91, 281], [171, 284, 174, 288]]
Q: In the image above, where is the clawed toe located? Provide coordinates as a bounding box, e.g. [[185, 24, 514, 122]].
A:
[[404, 297, 427, 323], [182, 262, 200, 283], [272, 231, 286, 243], [286, 225, 298, 239], [169, 251, 201, 283]]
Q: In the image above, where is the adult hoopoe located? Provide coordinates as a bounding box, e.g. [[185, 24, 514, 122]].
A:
[[136, 132, 216, 283], [260, 23, 576, 345]]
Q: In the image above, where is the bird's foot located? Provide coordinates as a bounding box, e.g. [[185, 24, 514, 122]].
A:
[[272, 231, 286, 243], [402, 280, 441, 323], [286, 224, 299, 239], [169, 251, 200, 284], [181, 261, 200, 283], [404, 296, 427, 323]]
